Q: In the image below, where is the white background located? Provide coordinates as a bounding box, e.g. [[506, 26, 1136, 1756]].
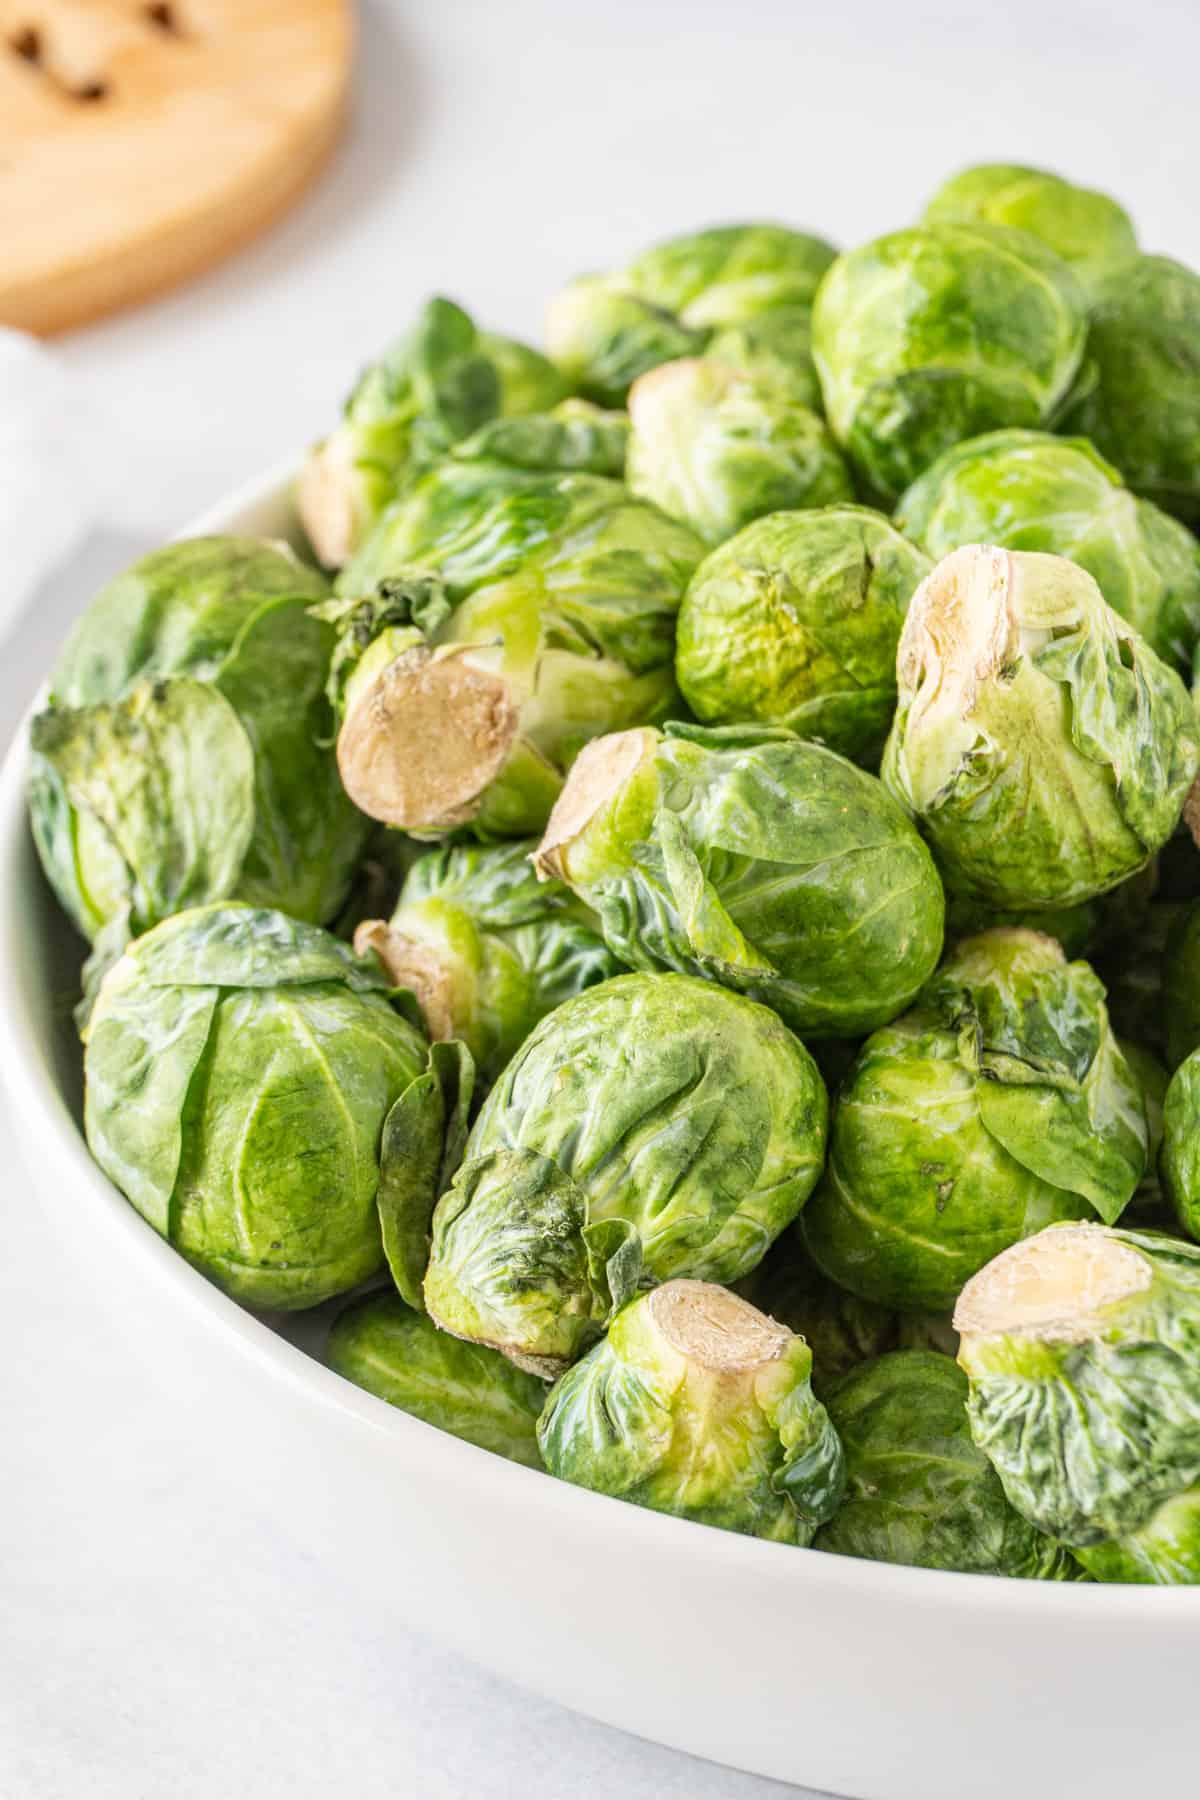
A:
[[4, 2, 1200, 1795]]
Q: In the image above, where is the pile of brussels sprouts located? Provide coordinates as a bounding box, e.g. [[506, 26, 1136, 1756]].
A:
[[33, 161, 1200, 1585]]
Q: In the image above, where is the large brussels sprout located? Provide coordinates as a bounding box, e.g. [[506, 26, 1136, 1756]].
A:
[[811, 223, 1087, 501], [321, 464, 704, 836], [423, 973, 828, 1374], [327, 1290, 545, 1467], [534, 720, 944, 1038], [353, 838, 622, 1088], [1058, 255, 1200, 528], [803, 929, 1148, 1312], [895, 430, 1200, 673], [813, 1350, 1081, 1578], [626, 359, 851, 545], [28, 539, 368, 954], [922, 164, 1137, 290], [547, 223, 837, 406], [955, 1223, 1200, 1579], [537, 1279, 845, 1542], [84, 905, 472, 1312], [882, 546, 1198, 911], [675, 506, 930, 762]]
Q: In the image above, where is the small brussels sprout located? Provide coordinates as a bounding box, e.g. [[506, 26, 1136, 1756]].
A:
[[803, 930, 1148, 1312], [675, 506, 930, 763], [734, 1240, 900, 1397], [922, 164, 1137, 290], [811, 224, 1087, 501], [547, 223, 837, 406], [895, 430, 1200, 673], [626, 359, 851, 545], [955, 1223, 1200, 1558], [353, 838, 622, 1088], [813, 1350, 1081, 1578], [537, 1279, 845, 1542], [1058, 254, 1200, 528], [28, 539, 368, 954], [534, 720, 944, 1039], [322, 465, 704, 836], [327, 1290, 545, 1467], [84, 905, 473, 1312], [423, 973, 828, 1374], [882, 546, 1199, 912]]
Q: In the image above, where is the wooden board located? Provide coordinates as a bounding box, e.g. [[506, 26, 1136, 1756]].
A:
[[0, 0, 352, 335]]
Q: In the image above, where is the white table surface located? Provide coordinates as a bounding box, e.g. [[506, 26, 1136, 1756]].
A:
[[4, 2, 1200, 1795]]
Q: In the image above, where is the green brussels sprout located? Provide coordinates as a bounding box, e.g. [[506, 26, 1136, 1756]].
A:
[[546, 223, 837, 406], [1096, 899, 1186, 1059], [537, 1279, 845, 1542], [734, 1239, 900, 1397], [813, 1350, 1081, 1578], [955, 1223, 1200, 1567], [1057, 255, 1200, 528], [895, 430, 1200, 673], [1162, 1043, 1200, 1240], [675, 506, 930, 763], [451, 399, 629, 476], [803, 929, 1148, 1312], [705, 307, 823, 413], [83, 905, 473, 1312], [353, 838, 623, 1088], [922, 164, 1137, 290], [626, 358, 851, 545], [327, 1290, 545, 1467], [423, 972, 828, 1374], [475, 331, 569, 417], [1121, 1040, 1170, 1227], [322, 465, 704, 836], [28, 539, 368, 955], [534, 720, 944, 1039], [811, 223, 1087, 501], [882, 546, 1199, 912]]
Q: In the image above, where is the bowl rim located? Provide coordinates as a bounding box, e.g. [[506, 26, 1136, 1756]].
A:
[[2, 457, 1195, 1620]]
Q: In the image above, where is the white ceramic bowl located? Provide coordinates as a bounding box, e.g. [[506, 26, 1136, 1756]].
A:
[[2, 468, 1195, 1800]]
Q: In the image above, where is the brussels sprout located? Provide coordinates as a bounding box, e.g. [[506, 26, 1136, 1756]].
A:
[[1121, 1039, 1171, 1227], [675, 506, 929, 762], [327, 1290, 545, 1467], [451, 399, 629, 476], [705, 307, 823, 413], [476, 331, 569, 418], [895, 430, 1200, 673], [811, 224, 1087, 501], [534, 720, 944, 1039], [423, 972, 828, 1374], [882, 546, 1199, 911], [955, 1223, 1200, 1566], [537, 1279, 845, 1542], [547, 224, 837, 406], [922, 164, 1137, 290], [813, 1350, 1081, 1577], [28, 539, 368, 954], [1096, 899, 1185, 1058], [322, 465, 704, 836], [1058, 255, 1200, 528], [1161, 1044, 1200, 1239], [84, 905, 473, 1312], [353, 838, 622, 1087], [735, 1239, 899, 1397], [803, 929, 1148, 1312], [626, 359, 851, 545], [1073, 1488, 1200, 1585]]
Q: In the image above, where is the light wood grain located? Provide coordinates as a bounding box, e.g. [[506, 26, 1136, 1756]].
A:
[[0, 0, 353, 334]]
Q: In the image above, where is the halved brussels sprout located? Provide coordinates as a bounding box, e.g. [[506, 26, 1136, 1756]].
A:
[[803, 929, 1148, 1312], [814, 1350, 1081, 1577], [534, 720, 944, 1039], [354, 838, 622, 1088], [84, 905, 472, 1312], [811, 223, 1087, 501], [882, 547, 1198, 911], [28, 539, 368, 955], [1058, 254, 1200, 528], [895, 430, 1200, 673], [327, 1290, 545, 1467], [537, 1279, 845, 1542], [675, 506, 929, 762], [423, 972, 828, 1374], [922, 164, 1136, 290], [626, 358, 851, 545], [955, 1223, 1200, 1571]]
